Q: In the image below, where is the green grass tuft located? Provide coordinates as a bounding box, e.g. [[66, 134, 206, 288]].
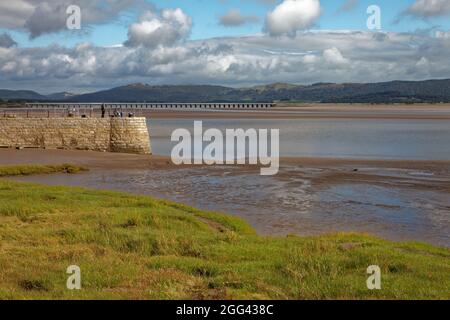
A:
[[0, 164, 88, 177]]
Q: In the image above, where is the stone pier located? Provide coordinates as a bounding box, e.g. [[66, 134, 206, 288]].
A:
[[0, 117, 151, 154]]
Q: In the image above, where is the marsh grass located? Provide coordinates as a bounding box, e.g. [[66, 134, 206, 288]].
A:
[[0, 165, 448, 299], [0, 164, 88, 177]]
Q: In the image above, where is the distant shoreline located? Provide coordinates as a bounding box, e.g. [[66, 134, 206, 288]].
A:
[[140, 104, 450, 119], [2, 103, 450, 119]]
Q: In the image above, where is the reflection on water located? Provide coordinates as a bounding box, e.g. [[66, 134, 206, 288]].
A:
[[14, 166, 450, 247], [149, 118, 450, 160]]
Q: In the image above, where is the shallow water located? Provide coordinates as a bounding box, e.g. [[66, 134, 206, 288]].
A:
[[149, 118, 450, 160], [14, 165, 450, 247]]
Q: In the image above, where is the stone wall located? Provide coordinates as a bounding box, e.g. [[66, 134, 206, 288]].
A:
[[0, 117, 151, 154], [110, 118, 151, 154]]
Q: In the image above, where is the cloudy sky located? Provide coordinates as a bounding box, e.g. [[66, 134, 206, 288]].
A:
[[1, 0, 450, 93]]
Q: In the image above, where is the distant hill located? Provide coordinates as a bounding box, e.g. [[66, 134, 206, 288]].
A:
[[0, 89, 77, 102], [0, 89, 46, 101], [250, 82, 300, 92], [68, 83, 239, 103], [242, 79, 450, 103], [65, 79, 450, 103], [2, 79, 450, 103], [45, 92, 78, 101]]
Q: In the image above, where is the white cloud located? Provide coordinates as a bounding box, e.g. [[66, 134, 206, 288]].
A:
[[302, 54, 318, 64], [416, 56, 430, 67], [323, 47, 349, 65], [406, 0, 450, 18], [436, 30, 450, 39], [0, 30, 449, 93], [265, 0, 321, 36], [0, 0, 140, 38], [124, 9, 192, 48]]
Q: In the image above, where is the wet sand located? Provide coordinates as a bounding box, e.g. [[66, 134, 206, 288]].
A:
[[1, 148, 449, 181], [1, 149, 449, 193], [0, 149, 174, 170]]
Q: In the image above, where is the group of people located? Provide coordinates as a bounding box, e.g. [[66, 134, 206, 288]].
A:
[[67, 104, 134, 118], [101, 104, 134, 118]]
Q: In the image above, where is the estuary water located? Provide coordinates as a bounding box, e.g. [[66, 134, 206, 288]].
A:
[[148, 118, 450, 160]]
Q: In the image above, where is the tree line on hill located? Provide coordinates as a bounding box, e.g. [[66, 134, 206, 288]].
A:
[[1, 79, 450, 104]]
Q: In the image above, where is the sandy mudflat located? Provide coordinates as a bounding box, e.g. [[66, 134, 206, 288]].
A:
[[0, 149, 172, 170], [1, 149, 449, 192], [1, 148, 449, 169]]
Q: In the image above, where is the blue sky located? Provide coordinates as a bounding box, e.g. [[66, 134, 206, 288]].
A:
[[1, 0, 450, 92], [4, 0, 450, 48]]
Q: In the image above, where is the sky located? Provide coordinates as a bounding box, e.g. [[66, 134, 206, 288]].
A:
[[1, 0, 450, 93]]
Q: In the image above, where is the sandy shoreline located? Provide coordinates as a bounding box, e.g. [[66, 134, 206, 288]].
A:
[[1, 148, 450, 170]]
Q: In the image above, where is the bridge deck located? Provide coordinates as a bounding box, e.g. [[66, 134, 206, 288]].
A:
[[25, 103, 275, 110]]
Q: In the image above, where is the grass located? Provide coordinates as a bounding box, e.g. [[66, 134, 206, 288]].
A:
[[0, 165, 449, 300], [0, 164, 88, 177]]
